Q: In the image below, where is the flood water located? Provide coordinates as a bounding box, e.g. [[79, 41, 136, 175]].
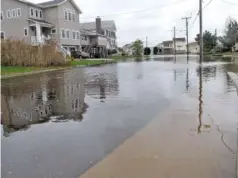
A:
[[1, 56, 238, 178]]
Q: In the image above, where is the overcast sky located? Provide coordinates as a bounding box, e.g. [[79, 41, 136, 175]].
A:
[[32, 0, 238, 47]]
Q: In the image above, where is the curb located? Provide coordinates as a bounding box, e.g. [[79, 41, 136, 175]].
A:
[[227, 72, 238, 178]]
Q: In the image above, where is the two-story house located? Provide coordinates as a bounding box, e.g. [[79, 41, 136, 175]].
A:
[[162, 37, 186, 54], [1, 0, 82, 52], [80, 17, 117, 56]]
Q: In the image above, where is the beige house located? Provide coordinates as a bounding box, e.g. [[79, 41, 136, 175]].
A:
[[1, 0, 82, 52], [162, 37, 186, 54], [188, 42, 200, 54]]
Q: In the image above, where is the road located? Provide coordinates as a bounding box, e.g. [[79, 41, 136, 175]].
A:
[[1, 56, 238, 178]]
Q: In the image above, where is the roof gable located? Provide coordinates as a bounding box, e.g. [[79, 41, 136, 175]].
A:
[[37, 0, 82, 13]]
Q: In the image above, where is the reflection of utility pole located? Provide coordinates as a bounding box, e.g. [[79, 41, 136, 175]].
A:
[[199, 0, 203, 64], [186, 69, 189, 91], [182, 16, 191, 63], [198, 66, 203, 134]]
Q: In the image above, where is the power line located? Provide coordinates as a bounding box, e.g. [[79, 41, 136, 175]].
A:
[[203, 0, 213, 10], [81, 0, 189, 19], [221, 0, 238, 5]]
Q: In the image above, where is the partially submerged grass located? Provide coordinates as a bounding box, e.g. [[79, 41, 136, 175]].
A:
[[70, 60, 114, 66], [1, 66, 42, 75]]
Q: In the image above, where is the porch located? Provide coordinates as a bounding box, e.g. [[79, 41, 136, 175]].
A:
[[28, 19, 54, 46]]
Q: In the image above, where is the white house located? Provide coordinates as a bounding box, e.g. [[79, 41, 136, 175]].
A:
[[188, 42, 200, 54]]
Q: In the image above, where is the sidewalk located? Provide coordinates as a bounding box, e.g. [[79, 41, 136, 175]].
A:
[[79, 94, 237, 178]]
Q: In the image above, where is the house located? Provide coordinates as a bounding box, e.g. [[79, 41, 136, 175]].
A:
[[122, 43, 133, 56], [173, 37, 186, 54], [80, 17, 117, 57], [162, 40, 173, 54], [234, 42, 238, 52], [1, 0, 82, 52], [188, 42, 199, 54], [162, 38, 186, 54]]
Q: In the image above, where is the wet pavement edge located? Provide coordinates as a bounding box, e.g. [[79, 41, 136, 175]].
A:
[[227, 72, 238, 178]]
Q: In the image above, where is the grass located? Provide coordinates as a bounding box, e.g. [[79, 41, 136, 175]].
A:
[[1, 66, 44, 75], [1, 59, 116, 76]]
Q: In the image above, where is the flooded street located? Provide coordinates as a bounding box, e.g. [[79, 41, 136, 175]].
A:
[[2, 56, 238, 178]]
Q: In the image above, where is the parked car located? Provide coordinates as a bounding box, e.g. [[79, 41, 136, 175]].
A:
[[71, 51, 89, 59]]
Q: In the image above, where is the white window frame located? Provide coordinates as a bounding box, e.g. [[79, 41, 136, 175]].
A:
[[24, 28, 28, 36], [51, 28, 57, 34], [64, 9, 68, 20], [12, 9, 16, 18], [72, 31, 76, 40], [68, 9, 72, 21], [61, 28, 66, 39], [7, 10, 12, 19], [39, 10, 43, 19], [66, 29, 70, 39], [16, 8, 21, 17], [76, 31, 80, 40], [1, 31, 5, 39], [35, 9, 38, 18], [1, 11, 4, 20], [29, 8, 34, 17]]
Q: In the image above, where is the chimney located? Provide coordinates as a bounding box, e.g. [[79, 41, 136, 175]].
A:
[[96, 16, 102, 35]]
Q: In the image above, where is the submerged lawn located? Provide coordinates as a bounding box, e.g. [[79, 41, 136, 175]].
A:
[[70, 60, 107, 66]]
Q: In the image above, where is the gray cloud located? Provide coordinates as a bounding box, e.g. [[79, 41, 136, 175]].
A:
[[32, 0, 238, 46]]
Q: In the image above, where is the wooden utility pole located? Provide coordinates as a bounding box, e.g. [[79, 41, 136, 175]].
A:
[[199, 0, 203, 64], [173, 26, 176, 56], [182, 16, 191, 63]]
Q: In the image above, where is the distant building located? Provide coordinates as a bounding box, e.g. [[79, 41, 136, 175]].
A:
[[162, 37, 186, 54], [122, 43, 133, 56], [188, 42, 199, 54]]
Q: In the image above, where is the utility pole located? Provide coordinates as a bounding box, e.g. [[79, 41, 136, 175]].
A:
[[199, 0, 203, 64], [173, 26, 176, 56], [182, 16, 191, 63], [213, 29, 217, 52], [146, 36, 148, 47]]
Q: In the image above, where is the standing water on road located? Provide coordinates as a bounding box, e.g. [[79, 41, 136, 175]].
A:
[[1, 56, 238, 178]]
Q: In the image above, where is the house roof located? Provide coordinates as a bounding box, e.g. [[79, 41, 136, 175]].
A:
[[173, 37, 186, 41], [17, 0, 43, 7], [163, 40, 173, 44], [28, 18, 54, 27], [80, 20, 117, 31], [37, 0, 82, 13]]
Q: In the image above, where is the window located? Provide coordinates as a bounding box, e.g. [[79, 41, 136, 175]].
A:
[[17, 8, 21, 17], [7, 10, 11, 18], [35, 9, 38, 17], [68, 11, 71, 21], [39, 10, 42, 18], [66, 30, 70, 39], [30, 8, 34, 17], [12, 9, 16, 18], [76, 32, 80, 39], [24, 28, 28, 36], [72, 31, 76, 39], [51, 28, 56, 34], [1, 11, 3, 20], [61, 29, 65, 39], [1, 31, 5, 39], [72, 13, 75, 21], [64, 9, 68, 20]]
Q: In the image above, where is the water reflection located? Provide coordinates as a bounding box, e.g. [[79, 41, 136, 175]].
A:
[[1, 70, 87, 136], [186, 69, 189, 91], [198, 66, 203, 134]]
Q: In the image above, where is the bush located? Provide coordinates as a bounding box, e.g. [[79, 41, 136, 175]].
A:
[[1, 39, 66, 67]]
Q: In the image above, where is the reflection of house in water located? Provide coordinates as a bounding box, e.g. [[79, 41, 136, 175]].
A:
[[49, 70, 87, 120], [84, 72, 119, 100], [1, 69, 87, 136]]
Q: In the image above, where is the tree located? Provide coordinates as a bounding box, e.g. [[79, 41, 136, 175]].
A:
[[144, 47, 151, 55], [220, 17, 238, 50], [195, 30, 217, 52], [132, 39, 143, 57], [153, 46, 159, 55]]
